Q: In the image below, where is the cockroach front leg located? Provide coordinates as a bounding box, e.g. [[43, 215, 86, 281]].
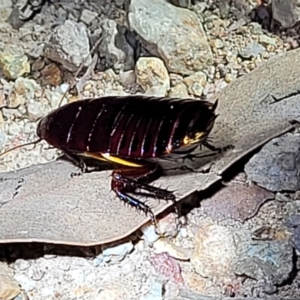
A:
[[62, 150, 101, 177], [182, 141, 234, 163], [202, 141, 234, 154]]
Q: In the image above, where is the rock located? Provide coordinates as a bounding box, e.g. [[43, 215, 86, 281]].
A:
[[141, 223, 160, 244], [168, 83, 189, 98], [200, 180, 274, 222], [234, 240, 294, 291], [191, 220, 239, 280], [182, 71, 207, 97], [271, 0, 299, 29], [144, 86, 168, 97], [128, 0, 213, 75], [153, 239, 192, 260], [102, 241, 134, 263], [0, 45, 30, 80], [8, 77, 42, 109], [0, 262, 21, 300], [40, 63, 62, 86], [142, 278, 164, 300], [118, 70, 136, 87], [98, 19, 135, 72], [43, 20, 92, 72], [245, 133, 300, 192], [135, 57, 170, 92], [258, 35, 277, 47], [170, 0, 191, 8], [80, 9, 98, 25], [149, 252, 184, 284]]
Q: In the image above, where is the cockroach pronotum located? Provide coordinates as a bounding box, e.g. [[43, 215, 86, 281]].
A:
[[1, 95, 231, 232]]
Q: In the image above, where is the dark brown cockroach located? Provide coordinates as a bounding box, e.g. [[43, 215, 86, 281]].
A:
[[34, 95, 226, 228]]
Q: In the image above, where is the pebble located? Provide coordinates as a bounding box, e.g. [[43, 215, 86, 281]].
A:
[[135, 57, 170, 93], [102, 242, 134, 263], [80, 9, 98, 25], [14, 259, 31, 272], [182, 71, 207, 97], [121, 261, 135, 275], [190, 220, 238, 280], [0, 45, 30, 80], [141, 224, 160, 244], [118, 70, 136, 87], [153, 239, 191, 260], [239, 42, 265, 59], [141, 278, 164, 300], [259, 34, 277, 47], [128, 0, 213, 75], [168, 83, 189, 98], [43, 20, 92, 72], [245, 133, 300, 191]]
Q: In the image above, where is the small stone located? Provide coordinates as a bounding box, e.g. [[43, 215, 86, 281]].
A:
[[149, 252, 184, 284], [234, 240, 294, 288], [259, 35, 277, 47], [121, 261, 135, 275], [168, 83, 189, 98], [191, 220, 238, 279], [27, 101, 46, 121], [141, 224, 160, 244], [8, 77, 42, 108], [239, 42, 265, 59], [0, 275, 21, 300], [224, 73, 234, 83], [40, 63, 62, 86], [7, 122, 21, 136], [80, 9, 98, 25], [144, 85, 168, 97], [183, 71, 207, 97], [245, 133, 300, 191], [210, 38, 224, 49], [43, 20, 92, 72], [142, 278, 164, 300], [128, 0, 213, 75], [118, 70, 136, 87], [153, 239, 191, 260], [135, 57, 170, 92], [102, 241, 134, 263], [0, 45, 30, 80], [14, 259, 31, 272]]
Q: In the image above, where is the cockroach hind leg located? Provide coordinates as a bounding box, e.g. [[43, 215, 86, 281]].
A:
[[113, 173, 176, 201], [114, 188, 164, 236]]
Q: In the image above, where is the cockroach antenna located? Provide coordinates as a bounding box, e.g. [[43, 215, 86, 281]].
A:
[[0, 138, 42, 158]]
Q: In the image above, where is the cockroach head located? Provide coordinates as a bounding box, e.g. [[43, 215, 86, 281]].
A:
[[182, 99, 218, 147]]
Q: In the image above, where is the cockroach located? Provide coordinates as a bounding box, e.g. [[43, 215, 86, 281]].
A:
[[1, 95, 230, 231]]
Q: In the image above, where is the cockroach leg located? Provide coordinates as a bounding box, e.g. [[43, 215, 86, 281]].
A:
[[202, 141, 234, 153], [62, 150, 101, 177], [111, 162, 179, 234]]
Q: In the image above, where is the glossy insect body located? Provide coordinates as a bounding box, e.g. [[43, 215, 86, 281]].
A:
[[37, 95, 218, 159], [36, 95, 221, 230]]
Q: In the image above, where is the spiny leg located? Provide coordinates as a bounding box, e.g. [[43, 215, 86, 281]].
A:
[[111, 162, 180, 235]]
